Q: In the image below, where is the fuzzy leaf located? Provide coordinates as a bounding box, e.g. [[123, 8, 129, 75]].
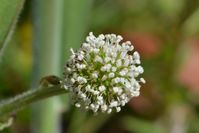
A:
[[0, 0, 25, 57]]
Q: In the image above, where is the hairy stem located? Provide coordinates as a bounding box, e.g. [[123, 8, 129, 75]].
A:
[[0, 85, 67, 117]]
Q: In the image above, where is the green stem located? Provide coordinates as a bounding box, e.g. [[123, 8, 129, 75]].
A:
[[0, 85, 67, 117], [32, 0, 64, 132]]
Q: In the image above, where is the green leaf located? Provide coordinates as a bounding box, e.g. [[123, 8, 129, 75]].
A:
[[31, 0, 64, 133], [62, 0, 93, 62], [0, 0, 25, 59], [182, 8, 199, 37], [122, 116, 166, 133]]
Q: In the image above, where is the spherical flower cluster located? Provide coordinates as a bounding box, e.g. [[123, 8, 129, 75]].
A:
[[62, 32, 145, 113]]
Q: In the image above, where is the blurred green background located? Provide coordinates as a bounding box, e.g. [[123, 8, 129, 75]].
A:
[[1, 0, 199, 133]]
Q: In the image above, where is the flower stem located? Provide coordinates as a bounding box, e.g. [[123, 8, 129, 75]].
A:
[[0, 85, 67, 117]]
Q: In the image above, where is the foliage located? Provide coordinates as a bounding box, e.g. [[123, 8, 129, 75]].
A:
[[1, 0, 199, 133]]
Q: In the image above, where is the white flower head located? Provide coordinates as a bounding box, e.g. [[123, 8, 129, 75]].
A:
[[63, 32, 145, 113]]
